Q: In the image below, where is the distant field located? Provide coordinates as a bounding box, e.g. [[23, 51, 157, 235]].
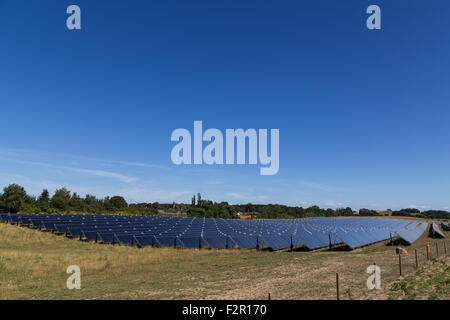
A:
[[0, 221, 448, 300]]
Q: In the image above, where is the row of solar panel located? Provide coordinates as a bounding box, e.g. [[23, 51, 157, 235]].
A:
[[0, 214, 338, 249], [0, 213, 428, 250], [394, 222, 429, 244], [0, 213, 415, 239], [0, 212, 412, 234], [430, 222, 446, 239]]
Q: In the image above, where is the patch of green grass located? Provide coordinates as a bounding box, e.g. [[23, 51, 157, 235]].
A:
[[388, 257, 449, 300]]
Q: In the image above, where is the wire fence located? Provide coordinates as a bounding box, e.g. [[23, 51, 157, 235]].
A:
[[332, 239, 449, 300], [266, 238, 449, 300]]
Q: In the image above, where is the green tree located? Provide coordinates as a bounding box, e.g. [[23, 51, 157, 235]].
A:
[[336, 207, 354, 216], [197, 193, 202, 207], [187, 207, 206, 217], [38, 189, 50, 203], [69, 192, 85, 211], [110, 196, 128, 209], [359, 208, 378, 216], [1, 184, 27, 213], [35, 189, 51, 212], [51, 188, 71, 211]]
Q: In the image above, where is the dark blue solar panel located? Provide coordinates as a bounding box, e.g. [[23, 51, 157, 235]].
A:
[[262, 235, 291, 250], [98, 232, 115, 244], [115, 234, 135, 245], [82, 231, 98, 241], [204, 236, 228, 249], [10, 215, 20, 223], [334, 231, 361, 249], [1, 213, 428, 250], [43, 221, 56, 231], [179, 236, 209, 248], [30, 219, 42, 228], [394, 223, 428, 244], [155, 236, 177, 247], [55, 224, 69, 234], [430, 222, 445, 238], [134, 235, 153, 247], [294, 229, 323, 249], [232, 236, 258, 249]]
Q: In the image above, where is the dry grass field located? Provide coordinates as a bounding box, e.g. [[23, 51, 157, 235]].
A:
[[0, 221, 448, 300]]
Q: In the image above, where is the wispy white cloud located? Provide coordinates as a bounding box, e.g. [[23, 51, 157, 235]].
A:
[[0, 156, 53, 168], [0, 154, 138, 184], [225, 192, 269, 203], [88, 158, 166, 169], [285, 201, 311, 207], [0, 151, 26, 157], [67, 167, 138, 183], [118, 188, 191, 203], [0, 148, 164, 170], [407, 205, 430, 210], [325, 202, 345, 208]]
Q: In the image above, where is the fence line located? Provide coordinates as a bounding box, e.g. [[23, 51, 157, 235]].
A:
[[336, 239, 449, 300]]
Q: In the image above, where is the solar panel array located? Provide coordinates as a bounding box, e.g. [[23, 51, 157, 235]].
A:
[[392, 221, 429, 245], [0, 213, 428, 250], [441, 222, 450, 231], [430, 222, 446, 238]]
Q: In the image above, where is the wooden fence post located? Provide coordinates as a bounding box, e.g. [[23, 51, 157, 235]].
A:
[[436, 243, 439, 256], [268, 293, 271, 300], [398, 254, 402, 276], [415, 249, 418, 269], [426, 245, 429, 260], [336, 273, 340, 300]]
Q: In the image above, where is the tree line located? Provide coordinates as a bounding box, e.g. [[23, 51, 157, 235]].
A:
[[0, 184, 448, 220], [358, 208, 449, 220], [0, 184, 136, 214]]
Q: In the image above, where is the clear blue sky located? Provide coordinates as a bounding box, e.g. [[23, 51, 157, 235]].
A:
[[1, 1, 449, 210]]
